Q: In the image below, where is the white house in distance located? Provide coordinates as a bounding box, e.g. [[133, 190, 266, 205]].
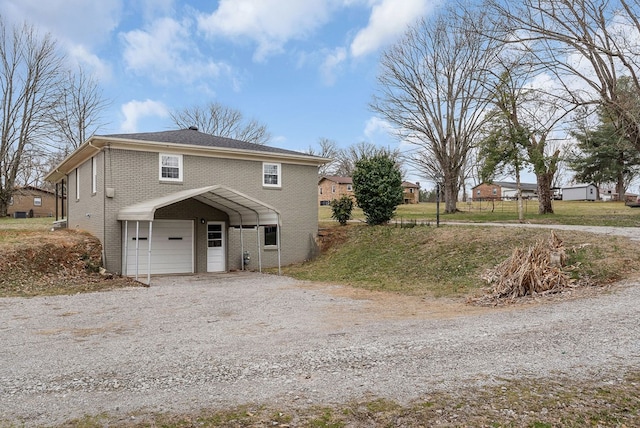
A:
[[562, 183, 598, 201]]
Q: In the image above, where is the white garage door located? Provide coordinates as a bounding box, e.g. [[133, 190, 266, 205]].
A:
[[124, 220, 194, 275]]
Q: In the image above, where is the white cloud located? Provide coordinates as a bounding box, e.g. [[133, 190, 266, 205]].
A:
[[363, 116, 398, 144], [121, 17, 231, 84], [120, 99, 169, 133], [197, 0, 336, 61], [67, 45, 112, 82], [320, 47, 348, 86], [350, 0, 435, 58], [0, 0, 121, 80], [0, 0, 122, 47]]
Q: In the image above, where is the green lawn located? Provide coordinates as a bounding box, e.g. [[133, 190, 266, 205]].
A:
[[320, 200, 640, 227], [284, 223, 640, 298]]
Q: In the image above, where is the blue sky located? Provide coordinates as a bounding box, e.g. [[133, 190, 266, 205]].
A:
[[1, 0, 440, 166]]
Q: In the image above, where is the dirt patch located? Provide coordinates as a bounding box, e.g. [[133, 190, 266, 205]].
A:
[[0, 228, 139, 297]]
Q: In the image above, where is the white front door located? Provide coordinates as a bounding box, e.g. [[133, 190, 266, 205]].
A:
[[207, 221, 225, 272]]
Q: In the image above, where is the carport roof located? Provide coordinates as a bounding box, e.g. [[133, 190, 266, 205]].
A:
[[117, 185, 280, 226]]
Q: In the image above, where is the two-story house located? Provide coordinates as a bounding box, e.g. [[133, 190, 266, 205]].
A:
[[318, 176, 354, 206], [45, 128, 328, 282], [401, 181, 420, 204]]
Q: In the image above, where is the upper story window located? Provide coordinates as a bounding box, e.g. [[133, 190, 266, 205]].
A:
[[263, 162, 281, 187], [347, 184, 352, 191], [492, 188, 497, 195], [160, 153, 183, 182], [33, 197, 42, 206], [8, 196, 13, 205], [319, 187, 323, 195], [331, 185, 336, 193]]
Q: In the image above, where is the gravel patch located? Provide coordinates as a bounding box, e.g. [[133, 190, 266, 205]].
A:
[[1, 265, 640, 426]]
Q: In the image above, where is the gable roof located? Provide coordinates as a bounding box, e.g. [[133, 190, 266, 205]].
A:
[[45, 128, 329, 183], [402, 181, 420, 188], [473, 181, 538, 192], [562, 183, 597, 190], [319, 176, 353, 184], [102, 129, 307, 157]]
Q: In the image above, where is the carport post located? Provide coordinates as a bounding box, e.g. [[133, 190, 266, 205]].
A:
[[256, 214, 262, 272], [135, 221, 140, 281], [146, 221, 153, 285], [123, 220, 129, 276], [277, 214, 282, 275], [240, 217, 245, 271]]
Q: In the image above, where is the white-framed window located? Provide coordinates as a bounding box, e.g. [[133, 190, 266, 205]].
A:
[[262, 162, 281, 187], [319, 187, 323, 195], [331, 185, 336, 193], [8, 196, 13, 205], [159, 153, 183, 182], [264, 225, 278, 247], [492, 188, 497, 195], [91, 156, 97, 194], [347, 184, 352, 191], [33, 197, 42, 206], [409, 188, 414, 193], [75, 168, 80, 200]]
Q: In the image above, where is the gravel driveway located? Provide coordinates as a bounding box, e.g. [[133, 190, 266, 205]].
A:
[[1, 226, 640, 426]]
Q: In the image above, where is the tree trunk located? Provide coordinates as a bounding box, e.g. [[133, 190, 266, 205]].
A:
[[515, 167, 524, 222], [616, 174, 625, 202], [536, 172, 554, 214], [444, 175, 458, 213], [0, 188, 11, 217]]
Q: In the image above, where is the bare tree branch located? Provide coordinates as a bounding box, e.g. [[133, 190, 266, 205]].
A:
[[371, 5, 502, 212], [171, 102, 271, 145], [0, 19, 65, 216]]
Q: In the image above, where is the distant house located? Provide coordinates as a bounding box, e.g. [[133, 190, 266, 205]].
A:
[[562, 183, 598, 201], [472, 181, 537, 201], [7, 186, 63, 218], [599, 186, 638, 202], [401, 181, 420, 204], [318, 176, 353, 206]]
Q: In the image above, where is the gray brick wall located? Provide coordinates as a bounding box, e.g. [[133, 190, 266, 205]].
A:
[[67, 152, 105, 243], [97, 148, 319, 274]]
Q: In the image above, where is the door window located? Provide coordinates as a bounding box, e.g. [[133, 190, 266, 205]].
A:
[[207, 223, 223, 247]]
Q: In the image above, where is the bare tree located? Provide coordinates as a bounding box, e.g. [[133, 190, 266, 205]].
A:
[[171, 102, 271, 145], [371, 6, 501, 213], [306, 137, 340, 176], [52, 67, 110, 153], [331, 141, 403, 177], [487, 0, 640, 151], [0, 20, 65, 217]]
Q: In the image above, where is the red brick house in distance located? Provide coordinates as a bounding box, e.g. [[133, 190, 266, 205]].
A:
[[318, 176, 353, 206], [318, 176, 420, 206], [7, 186, 64, 218]]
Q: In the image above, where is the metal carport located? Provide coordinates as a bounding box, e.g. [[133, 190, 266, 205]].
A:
[[117, 185, 282, 284]]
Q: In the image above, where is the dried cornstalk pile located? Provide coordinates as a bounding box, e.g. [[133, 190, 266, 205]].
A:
[[481, 231, 575, 299]]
